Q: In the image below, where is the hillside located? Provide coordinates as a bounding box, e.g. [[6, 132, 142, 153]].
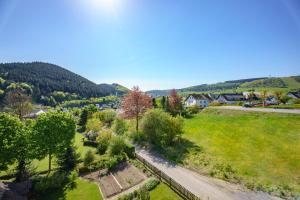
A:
[[0, 62, 128, 102], [147, 76, 300, 96]]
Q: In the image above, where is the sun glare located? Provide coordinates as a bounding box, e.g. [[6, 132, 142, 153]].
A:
[[88, 0, 119, 13]]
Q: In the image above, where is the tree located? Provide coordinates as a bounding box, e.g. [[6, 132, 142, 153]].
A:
[[152, 98, 157, 108], [113, 118, 127, 135], [260, 90, 268, 107], [5, 88, 33, 119], [108, 136, 128, 156], [57, 146, 80, 171], [168, 89, 183, 116], [160, 96, 166, 110], [78, 109, 88, 132], [122, 86, 152, 133], [280, 95, 291, 104], [141, 109, 183, 147], [33, 111, 76, 173], [0, 113, 35, 181]]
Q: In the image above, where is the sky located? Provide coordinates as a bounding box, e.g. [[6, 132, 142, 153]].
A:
[[0, 0, 300, 91]]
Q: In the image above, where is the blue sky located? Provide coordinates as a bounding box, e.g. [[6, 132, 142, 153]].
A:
[[0, 0, 300, 90]]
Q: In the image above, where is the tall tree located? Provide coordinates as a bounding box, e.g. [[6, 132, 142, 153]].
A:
[[274, 91, 283, 103], [152, 98, 157, 108], [33, 111, 76, 173], [5, 88, 32, 119], [122, 86, 152, 133], [160, 96, 166, 110], [168, 89, 183, 116], [0, 113, 34, 181]]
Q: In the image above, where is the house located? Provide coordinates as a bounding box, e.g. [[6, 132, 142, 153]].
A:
[[287, 91, 300, 99], [242, 92, 260, 101], [207, 93, 220, 101], [24, 109, 47, 119], [185, 94, 213, 108], [217, 93, 245, 104]]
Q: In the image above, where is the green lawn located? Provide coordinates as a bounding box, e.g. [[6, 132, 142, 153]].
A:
[[42, 178, 102, 200], [150, 183, 182, 200], [181, 108, 300, 196]]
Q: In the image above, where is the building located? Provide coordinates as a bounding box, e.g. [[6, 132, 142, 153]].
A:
[[217, 93, 245, 104], [287, 91, 300, 99], [24, 109, 47, 119], [185, 94, 213, 108]]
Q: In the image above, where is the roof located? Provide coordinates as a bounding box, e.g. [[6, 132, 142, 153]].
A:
[[186, 94, 213, 101], [219, 93, 245, 101], [24, 109, 47, 118], [288, 91, 300, 98]]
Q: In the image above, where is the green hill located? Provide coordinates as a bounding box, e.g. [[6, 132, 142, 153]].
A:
[[147, 76, 300, 96], [0, 62, 128, 104]]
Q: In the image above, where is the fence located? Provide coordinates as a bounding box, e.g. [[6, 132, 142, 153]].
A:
[[135, 153, 201, 200]]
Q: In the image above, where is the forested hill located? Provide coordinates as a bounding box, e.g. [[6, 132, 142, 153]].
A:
[[147, 76, 300, 96], [0, 62, 128, 99]]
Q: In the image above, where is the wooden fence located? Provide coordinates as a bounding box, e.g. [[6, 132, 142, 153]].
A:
[[135, 153, 201, 200]]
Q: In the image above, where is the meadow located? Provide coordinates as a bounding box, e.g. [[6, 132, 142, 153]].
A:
[[179, 108, 300, 197]]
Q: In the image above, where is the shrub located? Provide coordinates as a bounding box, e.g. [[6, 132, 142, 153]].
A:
[[96, 129, 112, 154], [85, 130, 99, 141], [105, 156, 119, 170], [210, 101, 221, 106], [83, 150, 95, 168], [34, 171, 71, 193], [86, 118, 103, 133], [108, 136, 128, 156], [144, 178, 160, 191], [113, 118, 128, 135], [124, 143, 135, 158], [186, 105, 200, 114], [94, 110, 116, 126], [141, 109, 183, 147], [83, 140, 98, 147]]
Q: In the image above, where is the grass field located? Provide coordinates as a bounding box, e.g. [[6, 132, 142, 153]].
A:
[[150, 183, 182, 200], [180, 108, 300, 197]]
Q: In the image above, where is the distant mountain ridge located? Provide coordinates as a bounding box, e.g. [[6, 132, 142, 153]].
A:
[[147, 76, 300, 97], [0, 62, 129, 99]]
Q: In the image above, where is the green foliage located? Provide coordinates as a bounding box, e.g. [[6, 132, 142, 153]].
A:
[[83, 150, 95, 167], [279, 95, 291, 104], [94, 110, 116, 126], [108, 136, 128, 156], [113, 118, 128, 135], [57, 146, 80, 171], [32, 111, 76, 172], [96, 129, 112, 154], [144, 178, 160, 191], [105, 156, 119, 170], [186, 105, 200, 114], [141, 109, 184, 147]]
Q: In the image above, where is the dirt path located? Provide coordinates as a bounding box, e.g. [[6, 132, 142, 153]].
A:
[[212, 106, 300, 114], [136, 148, 282, 200]]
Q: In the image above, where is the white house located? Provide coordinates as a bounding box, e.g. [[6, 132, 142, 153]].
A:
[[24, 109, 47, 119], [217, 93, 245, 104], [185, 94, 212, 108]]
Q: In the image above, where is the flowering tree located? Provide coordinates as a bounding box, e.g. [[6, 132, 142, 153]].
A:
[[122, 86, 152, 133], [168, 89, 183, 115]]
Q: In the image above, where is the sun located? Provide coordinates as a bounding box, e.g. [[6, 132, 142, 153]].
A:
[[89, 0, 118, 12]]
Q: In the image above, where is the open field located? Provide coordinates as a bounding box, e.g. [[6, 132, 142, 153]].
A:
[[181, 108, 300, 197], [150, 183, 182, 200]]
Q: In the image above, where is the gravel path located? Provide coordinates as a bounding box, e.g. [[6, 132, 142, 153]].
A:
[[136, 148, 282, 200], [212, 106, 300, 114]]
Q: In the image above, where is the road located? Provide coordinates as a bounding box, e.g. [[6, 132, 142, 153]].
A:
[[136, 148, 281, 200], [212, 106, 300, 114]]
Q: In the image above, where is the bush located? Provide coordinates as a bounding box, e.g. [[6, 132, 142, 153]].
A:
[[83, 140, 98, 147], [96, 129, 112, 154], [124, 143, 135, 158], [85, 130, 99, 141], [113, 118, 128, 135], [94, 110, 116, 126], [144, 178, 160, 191], [210, 101, 221, 106], [83, 150, 95, 168], [141, 109, 183, 147], [108, 136, 128, 156], [186, 105, 200, 114], [86, 118, 103, 133]]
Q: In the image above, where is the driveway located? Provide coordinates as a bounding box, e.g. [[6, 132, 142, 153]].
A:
[[212, 106, 300, 114], [136, 148, 281, 200]]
